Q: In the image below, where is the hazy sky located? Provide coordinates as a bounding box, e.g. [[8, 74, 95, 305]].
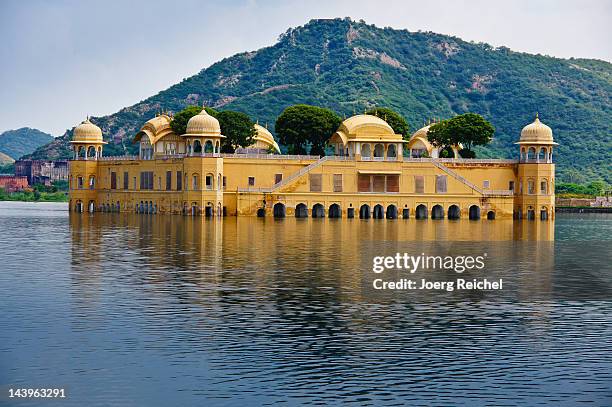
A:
[[1, 0, 610, 135]]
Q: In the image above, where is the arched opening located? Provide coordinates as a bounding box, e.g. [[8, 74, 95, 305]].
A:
[[257, 208, 266, 217], [487, 211, 496, 220], [89, 175, 95, 190], [538, 147, 546, 161], [273, 203, 286, 218], [386, 204, 398, 219], [205, 205, 213, 217], [75, 200, 83, 213], [415, 204, 428, 220], [448, 205, 460, 220], [402, 208, 409, 219], [215, 141, 220, 153], [149, 201, 153, 214], [77, 146, 85, 159], [193, 140, 202, 154], [373, 144, 384, 159], [540, 206, 548, 220], [520, 147, 526, 162], [360, 204, 371, 219], [205, 140, 214, 153], [373, 204, 384, 219], [328, 204, 341, 218], [88, 200, 95, 213], [431, 204, 444, 219], [361, 144, 371, 159], [527, 207, 535, 220], [312, 203, 325, 218], [87, 146, 96, 159], [387, 144, 397, 159], [469, 205, 481, 220], [527, 147, 536, 161], [295, 203, 308, 218]]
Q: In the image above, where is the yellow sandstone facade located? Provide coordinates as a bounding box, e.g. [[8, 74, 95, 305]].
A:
[[69, 109, 557, 221]]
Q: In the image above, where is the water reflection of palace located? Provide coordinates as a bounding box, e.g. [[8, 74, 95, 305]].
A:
[[70, 214, 555, 307]]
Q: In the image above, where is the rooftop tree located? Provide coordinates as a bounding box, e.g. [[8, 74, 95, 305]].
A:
[[427, 113, 494, 158], [275, 104, 341, 155]]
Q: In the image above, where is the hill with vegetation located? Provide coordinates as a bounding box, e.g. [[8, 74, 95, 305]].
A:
[[28, 18, 611, 182], [0, 128, 54, 160]]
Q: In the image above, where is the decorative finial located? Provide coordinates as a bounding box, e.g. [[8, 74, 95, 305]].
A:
[[535, 112, 539, 120]]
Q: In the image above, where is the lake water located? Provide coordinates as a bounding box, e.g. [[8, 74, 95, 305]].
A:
[[0, 201, 611, 406]]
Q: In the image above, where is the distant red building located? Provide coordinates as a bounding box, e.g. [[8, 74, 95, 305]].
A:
[[0, 175, 29, 192]]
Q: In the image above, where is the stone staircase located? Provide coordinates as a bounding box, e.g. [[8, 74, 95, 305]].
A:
[[238, 156, 330, 193], [431, 160, 484, 195]]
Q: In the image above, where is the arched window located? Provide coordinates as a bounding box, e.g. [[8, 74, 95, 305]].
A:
[[374, 144, 384, 158], [538, 147, 546, 161], [87, 146, 96, 159], [192, 174, 199, 190], [205, 173, 213, 190], [387, 144, 397, 159], [540, 179, 548, 195], [528, 179, 535, 195], [205, 140, 214, 153], [89, 175, 95, 190], [193, 140, 202, 154], [527, 147, 536, 161], [362, 144, 371, 159], [520, 148, 526, 162]]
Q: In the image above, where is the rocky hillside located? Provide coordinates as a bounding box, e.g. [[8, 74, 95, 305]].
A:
[[28, 18, 611, 182], [0, 127, 54, 160]]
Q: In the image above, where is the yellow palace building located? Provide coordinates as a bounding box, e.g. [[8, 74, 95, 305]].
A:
[[69, 109, 557, 221]]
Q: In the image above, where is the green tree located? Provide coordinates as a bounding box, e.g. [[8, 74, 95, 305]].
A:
[[586, 180, 608, 196], [366, 107, 410, 139], [427, 113, 494, 157], [216, 111, 256, 153], [275, 104, 341, 155], [427, 120, 452, 147]]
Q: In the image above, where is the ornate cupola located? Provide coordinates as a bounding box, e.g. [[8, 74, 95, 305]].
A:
[[183, 107, 225, 155], [516, 113, 558, 163], [70, 117, 107, 160], [514, 113, 558, 222]]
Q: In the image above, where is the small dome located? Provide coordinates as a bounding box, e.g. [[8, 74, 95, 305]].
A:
[[250, 124, 280, 153], [340, 114, 395, 136], [518, 114, 556, 145], [72, 117, 103, 143], [410, 124, 432, 141], [185, 108, 221, 136]]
